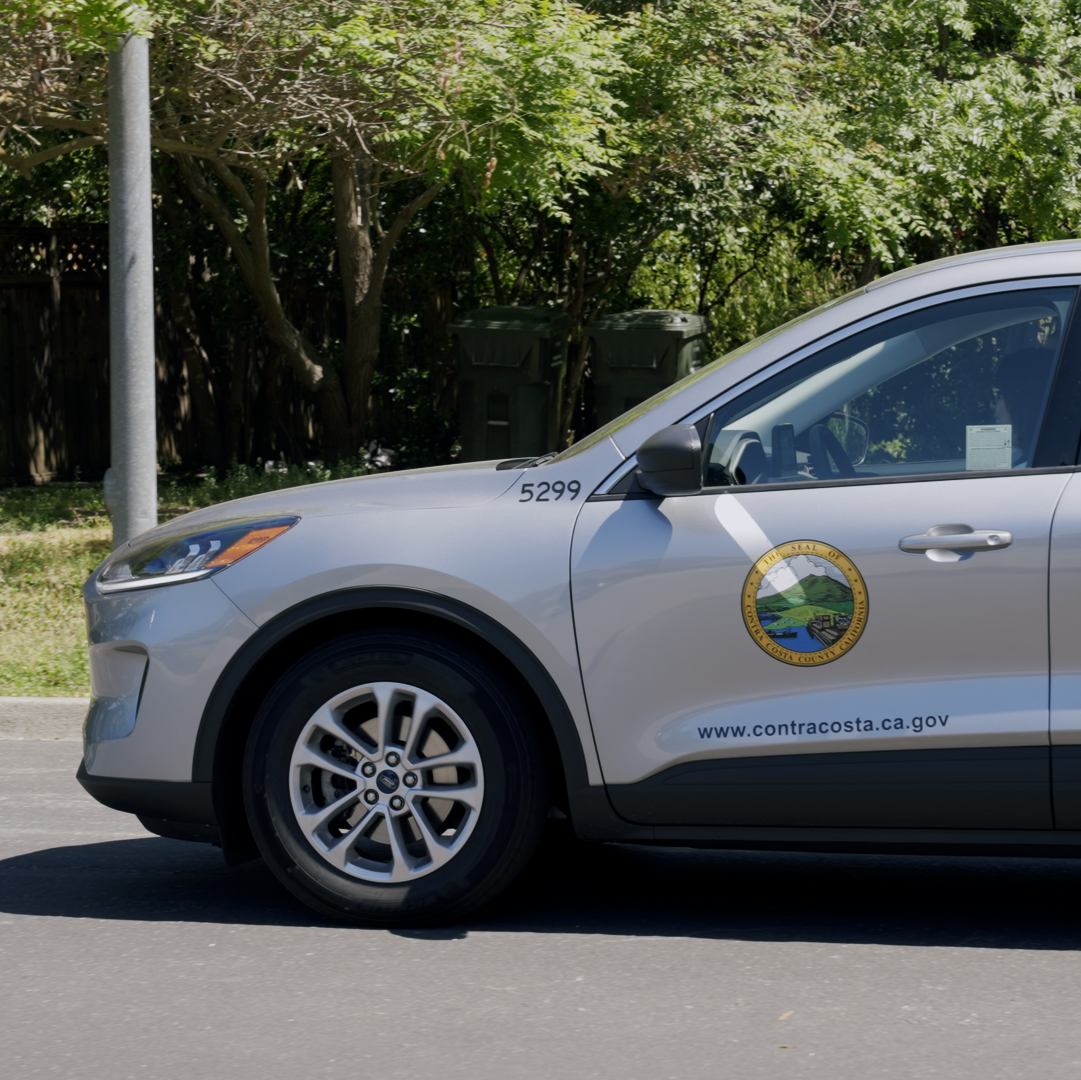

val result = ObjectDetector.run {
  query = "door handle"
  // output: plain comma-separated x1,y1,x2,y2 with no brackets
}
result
899,523,1013,562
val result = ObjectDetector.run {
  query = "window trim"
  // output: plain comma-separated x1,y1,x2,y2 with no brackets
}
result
588,463,1080,502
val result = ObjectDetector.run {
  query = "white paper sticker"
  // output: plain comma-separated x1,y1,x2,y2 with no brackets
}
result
966,424,1012,470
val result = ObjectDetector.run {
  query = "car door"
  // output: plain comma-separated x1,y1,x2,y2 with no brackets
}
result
572,282,1081,830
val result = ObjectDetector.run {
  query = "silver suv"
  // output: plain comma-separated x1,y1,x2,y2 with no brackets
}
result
80,241,1081,924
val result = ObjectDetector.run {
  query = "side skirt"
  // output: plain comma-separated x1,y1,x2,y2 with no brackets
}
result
641,824,1081,857
606,747,1053,831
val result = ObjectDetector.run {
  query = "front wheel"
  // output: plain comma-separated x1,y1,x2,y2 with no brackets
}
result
243,630,549,926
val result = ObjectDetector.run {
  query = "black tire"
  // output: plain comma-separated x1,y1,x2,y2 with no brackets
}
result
242,628,549,926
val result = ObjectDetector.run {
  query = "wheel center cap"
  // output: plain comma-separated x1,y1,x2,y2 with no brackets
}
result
376,770,400,794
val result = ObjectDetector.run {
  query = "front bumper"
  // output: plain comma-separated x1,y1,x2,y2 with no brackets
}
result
81,576,258,782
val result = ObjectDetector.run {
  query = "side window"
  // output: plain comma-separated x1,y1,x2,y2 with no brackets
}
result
704,287,1076,486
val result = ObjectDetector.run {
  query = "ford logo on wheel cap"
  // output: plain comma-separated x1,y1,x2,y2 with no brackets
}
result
376,770,400,794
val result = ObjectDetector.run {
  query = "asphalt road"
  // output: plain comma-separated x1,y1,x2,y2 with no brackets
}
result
3,739,1081,1079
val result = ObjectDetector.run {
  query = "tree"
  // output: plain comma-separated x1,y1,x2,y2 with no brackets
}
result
785,0,1081,268
9,0,1081,462
608,0,1081,373
0,0,624,456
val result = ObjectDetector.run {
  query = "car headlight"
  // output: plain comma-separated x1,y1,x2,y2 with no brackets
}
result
97,516,299,593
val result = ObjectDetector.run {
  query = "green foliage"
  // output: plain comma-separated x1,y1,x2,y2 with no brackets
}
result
1,0,625,209
795,0,1081,261
9,0,153,47
0,463,373,534
0,138,108,224
319,0,627,217
6,0,1081,461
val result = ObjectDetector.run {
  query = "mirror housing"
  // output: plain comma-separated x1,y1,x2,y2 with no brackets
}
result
635,424,703,496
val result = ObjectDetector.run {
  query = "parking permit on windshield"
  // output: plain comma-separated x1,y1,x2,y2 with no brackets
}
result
966,424,1011,470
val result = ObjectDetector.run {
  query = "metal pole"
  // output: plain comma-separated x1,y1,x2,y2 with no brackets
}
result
107,32,157,549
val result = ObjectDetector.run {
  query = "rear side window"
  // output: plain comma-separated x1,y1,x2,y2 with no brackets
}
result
704,287,1076,487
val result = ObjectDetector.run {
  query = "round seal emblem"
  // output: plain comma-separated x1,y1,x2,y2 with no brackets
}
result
742,540,868,666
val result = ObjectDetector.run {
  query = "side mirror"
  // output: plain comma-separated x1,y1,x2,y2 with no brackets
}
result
635,424,703,496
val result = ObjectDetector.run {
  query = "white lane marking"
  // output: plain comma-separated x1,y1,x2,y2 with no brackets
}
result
714,494,773,562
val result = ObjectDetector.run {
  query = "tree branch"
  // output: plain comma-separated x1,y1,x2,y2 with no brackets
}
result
17,114,102,136
0,134,104,177
509,216,548,304
206,154,257,216
370,179,446,289
174,153,343,406
332,154,375,424
474,219,506,305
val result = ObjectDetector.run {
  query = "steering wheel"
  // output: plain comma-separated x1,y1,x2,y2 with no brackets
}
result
808,423,856,479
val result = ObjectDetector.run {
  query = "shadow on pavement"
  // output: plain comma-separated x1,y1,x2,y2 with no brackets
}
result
2,824,1081,949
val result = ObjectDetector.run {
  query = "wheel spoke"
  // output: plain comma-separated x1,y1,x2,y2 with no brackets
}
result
405,802,457,870
323,806,380,870
291,741,360,783
369,683,399,758
413,782,482,811
308,703,370,759
295,788,360,842
402,689,442,761
385,812,422,882
418,744,478,771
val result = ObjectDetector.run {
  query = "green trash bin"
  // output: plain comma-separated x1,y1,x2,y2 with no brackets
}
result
586,310,711,428
451,306,571,462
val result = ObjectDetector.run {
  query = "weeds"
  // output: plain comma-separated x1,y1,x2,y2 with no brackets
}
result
159,458,371,516
0,528,111,695
0,485,109,533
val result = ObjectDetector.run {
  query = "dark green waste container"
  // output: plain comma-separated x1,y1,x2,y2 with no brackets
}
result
451,306,571,462
585,310,710,428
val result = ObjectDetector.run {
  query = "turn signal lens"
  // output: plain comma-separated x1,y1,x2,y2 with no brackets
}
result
205,525,292,567
98,516,299,592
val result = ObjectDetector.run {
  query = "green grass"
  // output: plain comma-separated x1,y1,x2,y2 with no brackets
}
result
0,528,111,695
0,461,373,696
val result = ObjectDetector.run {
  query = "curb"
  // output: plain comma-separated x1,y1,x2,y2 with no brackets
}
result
0,697,88,741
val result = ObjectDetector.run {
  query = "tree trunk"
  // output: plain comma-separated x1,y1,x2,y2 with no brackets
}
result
175,151,445,460
331,156,446,438
856,256,882,288
331,155,373,433
560,334,592,447
174,153,356,458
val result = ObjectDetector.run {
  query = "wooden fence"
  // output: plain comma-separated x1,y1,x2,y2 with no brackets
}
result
0,224,324,484
0,226,112,483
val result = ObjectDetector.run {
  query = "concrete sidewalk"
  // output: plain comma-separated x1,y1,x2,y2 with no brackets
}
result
0,697,87,741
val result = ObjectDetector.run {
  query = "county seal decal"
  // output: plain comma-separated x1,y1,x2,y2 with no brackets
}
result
742,540,868,666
